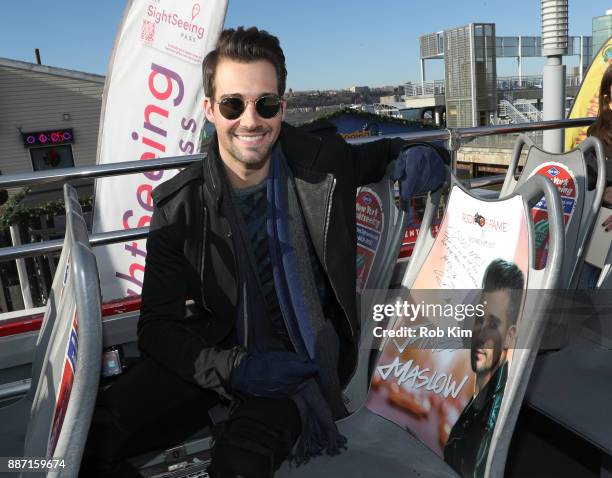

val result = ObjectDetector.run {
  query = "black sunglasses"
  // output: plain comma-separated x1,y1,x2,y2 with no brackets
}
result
216,95,282,120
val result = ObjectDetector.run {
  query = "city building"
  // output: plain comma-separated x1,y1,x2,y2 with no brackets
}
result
400,25,592,128
0,58,103,176
592,10,612,57
443,23,497,128
349,85,370,94
0,58,104,310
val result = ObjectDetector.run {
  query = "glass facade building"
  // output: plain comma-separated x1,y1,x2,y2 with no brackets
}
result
444,24,497,128
419,26,590,128
592,13,612,58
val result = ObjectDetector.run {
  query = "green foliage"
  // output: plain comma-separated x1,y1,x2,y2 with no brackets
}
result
300,107,436,129
0,188,29,227
0,188,93,227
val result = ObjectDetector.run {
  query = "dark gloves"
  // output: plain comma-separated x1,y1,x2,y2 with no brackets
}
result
391,144,447,210
230,351,318,398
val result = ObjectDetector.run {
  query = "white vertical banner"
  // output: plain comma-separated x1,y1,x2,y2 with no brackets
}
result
93,0,228,301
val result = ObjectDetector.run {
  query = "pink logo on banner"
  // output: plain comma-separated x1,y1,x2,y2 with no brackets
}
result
531,163,578,268
94,0,227,300
356,190,383,292
141,20,156,43
191,3,201,20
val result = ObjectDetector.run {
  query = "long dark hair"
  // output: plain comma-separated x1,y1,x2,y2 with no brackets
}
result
587,64,612,147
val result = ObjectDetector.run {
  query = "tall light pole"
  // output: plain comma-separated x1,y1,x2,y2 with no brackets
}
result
541,0,568,152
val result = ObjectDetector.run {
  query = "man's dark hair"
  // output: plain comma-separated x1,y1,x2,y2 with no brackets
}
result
202,26,287,99
482,259,525,325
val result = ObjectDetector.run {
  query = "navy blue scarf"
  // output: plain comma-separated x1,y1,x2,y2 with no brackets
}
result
266,146,347,463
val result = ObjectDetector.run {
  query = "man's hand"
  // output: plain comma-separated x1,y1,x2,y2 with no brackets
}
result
230,351,318,398
391,144,447,210
603,214,612,232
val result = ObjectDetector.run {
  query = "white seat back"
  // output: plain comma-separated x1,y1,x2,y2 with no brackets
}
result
366,172,564,478
500,134,606,288
345,165,408,411
21,185,102,476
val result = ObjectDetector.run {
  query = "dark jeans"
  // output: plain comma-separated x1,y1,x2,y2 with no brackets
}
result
80,357,301,478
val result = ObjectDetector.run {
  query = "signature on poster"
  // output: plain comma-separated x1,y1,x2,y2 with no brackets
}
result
438,226,482,287
376,356,469,399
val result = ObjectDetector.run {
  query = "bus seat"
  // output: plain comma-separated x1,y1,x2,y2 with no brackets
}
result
0,184,102,476
0,186,76,455
276,172,564,478
344,164,408,412
500,134,606,288
346,144,450,412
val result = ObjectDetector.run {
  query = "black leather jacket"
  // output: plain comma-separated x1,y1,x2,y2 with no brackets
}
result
138,122,405,399
443,361,509,478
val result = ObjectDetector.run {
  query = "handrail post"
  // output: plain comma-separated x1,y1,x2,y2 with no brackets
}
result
541,0,568,153
446,128,461,174
9,224,34,309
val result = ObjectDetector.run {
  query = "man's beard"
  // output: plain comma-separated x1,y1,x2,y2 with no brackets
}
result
471,346,503,375
228,141,274,166
226,126,275,167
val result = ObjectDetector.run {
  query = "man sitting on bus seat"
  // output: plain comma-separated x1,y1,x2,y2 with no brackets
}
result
81,26,446,478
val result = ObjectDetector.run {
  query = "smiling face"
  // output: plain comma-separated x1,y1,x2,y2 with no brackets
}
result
204,58,285,185
470,289,517,377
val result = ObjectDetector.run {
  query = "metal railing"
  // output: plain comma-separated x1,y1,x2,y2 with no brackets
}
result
514,100,544,121
0,116,596,265
0,228,149,261
496,100,544,125
499,100,532,124
495,74,581,90
405,75,582,97
465,133,543,150
0,154,201,189
404,80,446,97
